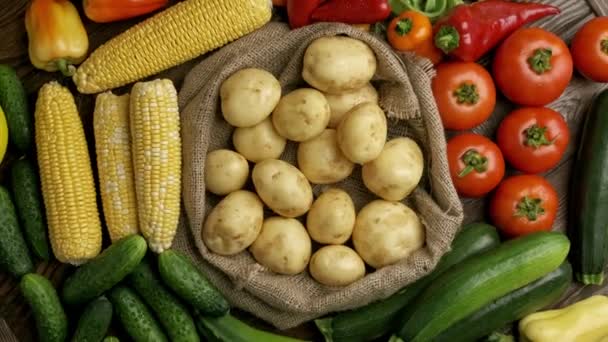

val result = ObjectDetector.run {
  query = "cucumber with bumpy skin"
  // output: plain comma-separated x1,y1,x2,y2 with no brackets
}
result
0,64,33,151
20,274,68,342
0,185,34,277
71,296,113,342
108,285,167,342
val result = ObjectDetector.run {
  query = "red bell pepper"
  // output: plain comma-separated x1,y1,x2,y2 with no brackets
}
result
287,0,323,29
311,0,391,25
434,0,561,62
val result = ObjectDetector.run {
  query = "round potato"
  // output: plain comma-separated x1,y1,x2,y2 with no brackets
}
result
306,188,355,244
362,137,424,201
204,149,250,195
297,129,354,184
202,190,264,255
325,83,379,128
272,88,330,142
252,159,313,218
309,245,366,286
303,36,377,94
220,68,281,127
337,102,387,164
353,200,425,269
250,217,312,275
232,117,287,162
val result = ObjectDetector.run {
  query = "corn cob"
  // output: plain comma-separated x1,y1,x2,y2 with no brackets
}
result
35,81,102,265
93,92,139,242
73,0,272,94
130,79,181,253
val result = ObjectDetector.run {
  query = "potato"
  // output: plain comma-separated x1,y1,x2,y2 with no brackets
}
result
309,245,366,286
250,217,312,275
204,149,250,195
306,188,355,244
232,117,287,162
272,88,330,142
362,137,424,201
303,36,377,94
220,68,281,127
325,83,379,128
297,129,354,184
337,102,387,164
252,159,313,218
352,200,425,269
202,190,264,255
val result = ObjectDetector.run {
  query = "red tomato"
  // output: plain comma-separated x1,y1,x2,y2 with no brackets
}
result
571,17,608,82
432,62,496,131
489,175,558,238
496,107,570,174
447,133,505,198
493,28,573,106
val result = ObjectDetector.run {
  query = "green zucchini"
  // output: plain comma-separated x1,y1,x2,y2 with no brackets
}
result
71,296,113,342
434,261,572,342
316,222,500,342
129,258,199,342
195,313,308,342
158,250,229,316
102,337,120,342
0,64,33,151
62,235,147,305
0,185,34,277
108,285,167,342
10,158,50,260
570,89,608,285
20,274,68,342
397,231,570,342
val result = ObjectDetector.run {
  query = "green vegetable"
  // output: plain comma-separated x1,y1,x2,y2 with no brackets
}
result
315,222,500,342
195,312,308,342
71,296,113,342
62,235,147,305
0,64,33,151
0,185,34,277
484,332,515,342
10,158,50,260
396,231,570,342
388,0,464,22
158,250,229,316
20,274,68,342
108,285,167,342
129,258,199,342
102,337,120,342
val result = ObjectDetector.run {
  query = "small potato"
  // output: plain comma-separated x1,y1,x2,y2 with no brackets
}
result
309,245,366,286
204,149,250,195
297,129,354,184
272,88,330,142
303,36,377,94
362,137,424,201
202,190,264,255
353,200,425,269
250,217,312,275
252,159,313,218
232,118,287,162
325,84,379,128
220,68,281,127
337,102,387,164
306,188,355,244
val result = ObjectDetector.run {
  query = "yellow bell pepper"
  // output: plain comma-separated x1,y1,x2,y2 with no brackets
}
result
519,295,608,342
25,0,89,76
0,105,7,164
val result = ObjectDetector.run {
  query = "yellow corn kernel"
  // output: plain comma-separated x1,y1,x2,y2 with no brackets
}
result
130,79,181,253
35,81,102,265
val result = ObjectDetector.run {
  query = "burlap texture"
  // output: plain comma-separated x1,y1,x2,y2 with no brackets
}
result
173,21,463,329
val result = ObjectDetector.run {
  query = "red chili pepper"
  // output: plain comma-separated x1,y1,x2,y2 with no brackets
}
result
311,0,391,24
434,0,560,62
287,0,324,29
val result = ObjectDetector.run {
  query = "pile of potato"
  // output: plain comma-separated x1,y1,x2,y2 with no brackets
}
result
202,36,426,287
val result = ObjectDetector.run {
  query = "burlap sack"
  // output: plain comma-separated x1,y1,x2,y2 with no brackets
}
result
173,21,463,329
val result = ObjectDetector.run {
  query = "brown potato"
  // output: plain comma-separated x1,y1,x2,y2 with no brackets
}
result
272,88,330,142
204,149,249,195
324,84,379,128
297,129,354,184
309,245,366,286
337,102,387,164
232,117,287,162
306,188,355,244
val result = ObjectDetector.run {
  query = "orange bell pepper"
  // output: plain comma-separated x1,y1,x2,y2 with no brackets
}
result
84,0,169,23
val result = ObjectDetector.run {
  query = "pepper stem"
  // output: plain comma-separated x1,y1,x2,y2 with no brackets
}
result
515,196,545,221
527,48,553,75
453,83,480,105
602,39,608,55
434,25,460,54
56,59,75,77
524,124,553,148
396,18,413,36
458,149,488,177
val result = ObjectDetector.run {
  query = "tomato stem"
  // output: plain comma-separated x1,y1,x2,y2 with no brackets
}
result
396,18,413,36
602,39,608,55
453,83,480,105
435,25,460,54
527,48,553,75
458,149,487,177
524,124,553,149
515,196,545,221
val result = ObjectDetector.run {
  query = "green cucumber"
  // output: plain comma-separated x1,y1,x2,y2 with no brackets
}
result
0,185,34,277
62,235,147,305
158,250,229,316
10,158,50,260
570,89,608,285
397,231,570,342
102,338,120,342
316,222,500,342
20,274,68,342
129,258,199,342
71,296,113,342
0,64,33,151
108,285,167,342
195,313,308,342
434,261,572,342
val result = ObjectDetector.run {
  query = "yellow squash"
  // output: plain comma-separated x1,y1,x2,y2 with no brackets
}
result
0,105,7,164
